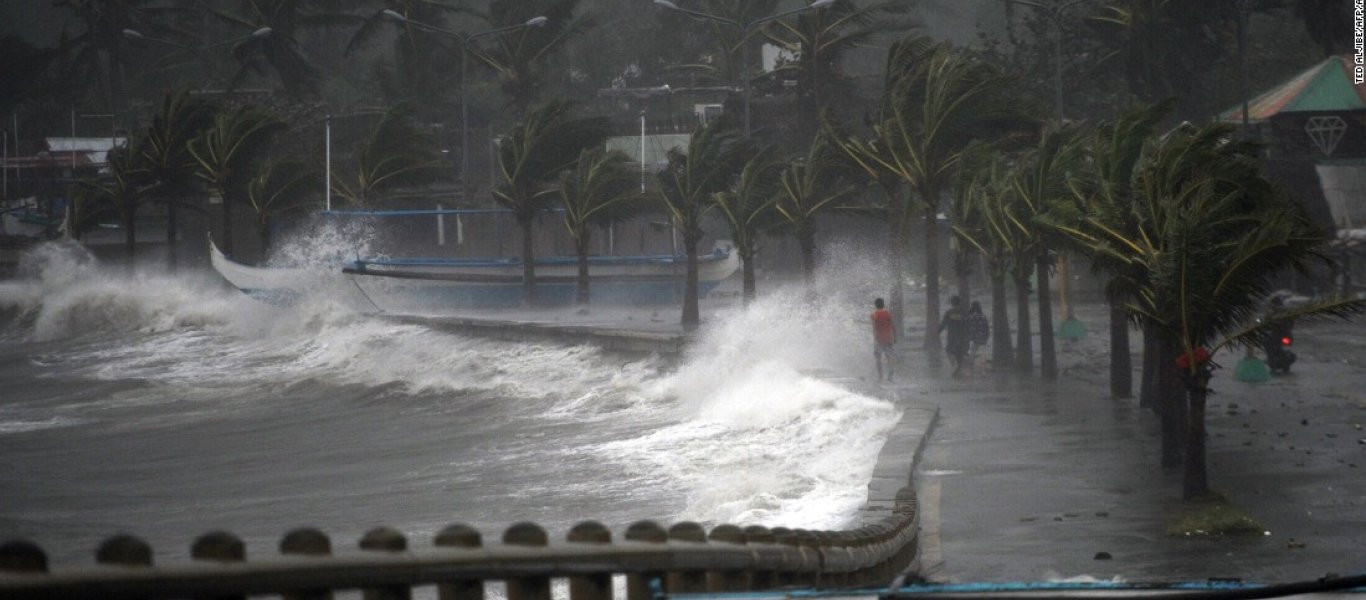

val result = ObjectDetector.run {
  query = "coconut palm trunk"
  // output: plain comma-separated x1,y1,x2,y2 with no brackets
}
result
1109,295,1133,398
1036,253,1058,380
520,217,538,307
682,237,700,330
123,198,137,264
1140,327,1157,410
991,269,1013,367
740,246,758,304
889,209,910,334
166,202,178,269
575,237,591,306
1014,272,1033,372
923,188,942,353
798,225,817,288
1184,372,1212,498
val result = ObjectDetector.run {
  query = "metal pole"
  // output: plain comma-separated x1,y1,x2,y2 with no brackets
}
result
1052,10,1064,122
461,44,470,205
741,32,751,136
3,129,8,201
325,115,332,211
70,109,76,170
1237,3,1252,136
640,111,646,193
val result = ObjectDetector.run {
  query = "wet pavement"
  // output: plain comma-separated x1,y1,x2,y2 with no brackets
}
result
902,303,1365,585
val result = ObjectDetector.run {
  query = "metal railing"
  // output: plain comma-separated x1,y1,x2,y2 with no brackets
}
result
0,487,919,599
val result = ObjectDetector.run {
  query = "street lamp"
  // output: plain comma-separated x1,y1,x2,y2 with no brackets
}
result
653,0,834,136
381,10,548,206
994,0,1092,123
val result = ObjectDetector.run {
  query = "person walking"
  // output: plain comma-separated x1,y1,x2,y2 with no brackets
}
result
939,295,970,377
871,297,896,382
966,300,990,370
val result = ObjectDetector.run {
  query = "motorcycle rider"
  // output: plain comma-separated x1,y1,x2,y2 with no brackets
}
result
1261,295,1296,373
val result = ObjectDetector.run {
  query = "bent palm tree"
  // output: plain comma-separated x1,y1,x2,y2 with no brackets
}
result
885,37,1035,354
656,117,752,330
188,104,286,257
494,99,611,306
136,90,216,269
558,148,639,306
775,132,858,290
247,158,319,254
712,145,783,304
330,105,444,207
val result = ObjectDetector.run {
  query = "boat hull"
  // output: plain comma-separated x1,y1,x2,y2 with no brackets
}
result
210,238,738,311
343,251,738,311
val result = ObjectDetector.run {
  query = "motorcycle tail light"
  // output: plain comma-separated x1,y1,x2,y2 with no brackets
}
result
1281,336,1292,346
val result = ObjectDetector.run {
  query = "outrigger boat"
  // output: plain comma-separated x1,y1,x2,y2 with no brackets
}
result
210,238,739,311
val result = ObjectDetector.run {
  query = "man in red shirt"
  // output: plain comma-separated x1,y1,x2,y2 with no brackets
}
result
871,298,896,381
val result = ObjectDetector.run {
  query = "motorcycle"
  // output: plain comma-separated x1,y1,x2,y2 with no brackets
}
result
1261,321,1296,374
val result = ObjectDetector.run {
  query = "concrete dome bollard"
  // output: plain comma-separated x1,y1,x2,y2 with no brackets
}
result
0,540,48,574
359,527,409,600
280,528,333,600
623,521,667,600
566,522,612,600
503,522,551,600
742,526,776,590
705,524,749,593
666,522,708,593
192,530,247,600
435,524,485,600
97,534,153,567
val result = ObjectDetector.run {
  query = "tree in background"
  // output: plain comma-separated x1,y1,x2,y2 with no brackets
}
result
763,0,915,143
70,146,149,262
247,158,320,254
188,104,287,257
330,104,444,207
712,145,782,304
1002,125,1084,381
493,99,611,306
558,148,639,306
775,132,858,290
135,91,217,270
463,0,593,116
656,117,752,329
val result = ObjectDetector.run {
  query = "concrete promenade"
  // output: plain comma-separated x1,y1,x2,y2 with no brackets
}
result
416,299,1364,586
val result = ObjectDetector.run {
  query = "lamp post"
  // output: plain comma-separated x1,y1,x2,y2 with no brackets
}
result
653,0,834,136
381,10,548,206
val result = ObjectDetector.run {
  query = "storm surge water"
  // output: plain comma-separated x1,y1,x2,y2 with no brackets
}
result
0,237,899,566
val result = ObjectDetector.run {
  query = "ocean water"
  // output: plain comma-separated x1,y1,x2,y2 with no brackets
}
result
0,237,900,568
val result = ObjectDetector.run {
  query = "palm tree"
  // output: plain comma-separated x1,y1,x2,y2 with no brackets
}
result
246,158,319,255
558,148,639,306
188,104,286,257
656,117,752,330
1003,125,1085,381
330,105,444,207
464,0,593,116
762,0,915,142
136,91,216,270
493,99,611,306
213,0,361,99
712,145,782,304
774,132,858,289
1066,101,1173,400
1052,121,1365,497
70,146,149,261
955,157,1015,368
866,37,1034,354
